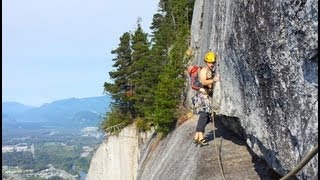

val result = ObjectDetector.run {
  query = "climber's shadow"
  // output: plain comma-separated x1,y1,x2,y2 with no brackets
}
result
204,115,247,146
203,114,286,179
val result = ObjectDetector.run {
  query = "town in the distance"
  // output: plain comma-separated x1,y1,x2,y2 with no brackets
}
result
2,95,112,180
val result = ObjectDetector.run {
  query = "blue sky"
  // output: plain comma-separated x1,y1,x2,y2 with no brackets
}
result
3,0,159,106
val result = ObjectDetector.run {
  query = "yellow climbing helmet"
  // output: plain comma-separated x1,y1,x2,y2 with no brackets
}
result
204,51,216,63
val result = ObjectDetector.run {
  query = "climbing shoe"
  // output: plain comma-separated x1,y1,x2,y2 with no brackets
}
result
199,139,209,147
193,138,198,144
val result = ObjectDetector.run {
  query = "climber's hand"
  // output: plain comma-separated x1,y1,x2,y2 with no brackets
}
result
213,74,220,82
199,88,207,94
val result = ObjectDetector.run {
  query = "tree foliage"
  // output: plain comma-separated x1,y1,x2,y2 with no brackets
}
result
101,0,195,135
130,22,153,118
2,151,35,169
104,32,134,117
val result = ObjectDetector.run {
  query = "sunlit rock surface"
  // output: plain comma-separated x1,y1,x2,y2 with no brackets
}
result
188,0,318,179
86,124,153,180
137,115,281,180
88,0,317,179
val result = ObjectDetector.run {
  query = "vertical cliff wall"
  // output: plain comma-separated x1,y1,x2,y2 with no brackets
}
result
188,0,318,179
88,0,317,179
86,124,154,180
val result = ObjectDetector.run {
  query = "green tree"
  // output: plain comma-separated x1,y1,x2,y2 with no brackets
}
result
101,32,135,132
151,0,191,135
99,106,131,134
100,0,194,134
130,20,152,118
104,32,134,117
2,151,35,169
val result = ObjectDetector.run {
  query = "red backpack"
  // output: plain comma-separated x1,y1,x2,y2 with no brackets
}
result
187,65,203,91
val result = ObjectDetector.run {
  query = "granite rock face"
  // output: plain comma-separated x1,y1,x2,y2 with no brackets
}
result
86,124,154,180
87,0,317,179
187,0,318,179
137,116,280,180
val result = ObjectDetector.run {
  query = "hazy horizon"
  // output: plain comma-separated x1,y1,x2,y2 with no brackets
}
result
3,0,159,106
2,94,112,107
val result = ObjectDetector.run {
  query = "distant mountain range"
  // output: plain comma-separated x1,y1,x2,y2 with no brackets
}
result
2,102,35,114
2,95,113,131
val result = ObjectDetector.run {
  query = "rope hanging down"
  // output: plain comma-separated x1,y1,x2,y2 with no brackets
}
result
209,51,225,180
211,111,226,180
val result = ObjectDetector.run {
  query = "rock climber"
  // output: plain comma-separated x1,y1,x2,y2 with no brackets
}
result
193,51,220,146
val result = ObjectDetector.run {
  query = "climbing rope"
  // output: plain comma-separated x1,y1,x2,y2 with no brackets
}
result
210,52,226,180
280,144,318,180
211,111,226,180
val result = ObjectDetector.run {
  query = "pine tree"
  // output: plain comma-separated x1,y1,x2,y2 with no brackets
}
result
151,0,192,134
100,32,135,131
103,32,135,118
130,20,153,118
100,0,195,134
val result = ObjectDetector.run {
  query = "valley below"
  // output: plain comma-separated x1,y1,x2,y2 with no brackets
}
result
2,127,103,180
2,96,111,180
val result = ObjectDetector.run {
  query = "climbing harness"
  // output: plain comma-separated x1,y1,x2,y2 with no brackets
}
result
280,144,318,180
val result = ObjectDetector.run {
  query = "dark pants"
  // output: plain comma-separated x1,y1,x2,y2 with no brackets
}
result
196,111,211,133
